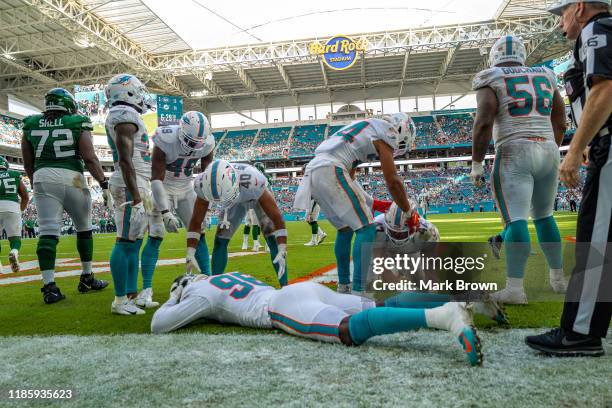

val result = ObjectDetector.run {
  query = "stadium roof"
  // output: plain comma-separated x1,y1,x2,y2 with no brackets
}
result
0,0,568,117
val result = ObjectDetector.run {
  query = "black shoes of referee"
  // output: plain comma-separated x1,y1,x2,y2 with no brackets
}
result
525,328,604,357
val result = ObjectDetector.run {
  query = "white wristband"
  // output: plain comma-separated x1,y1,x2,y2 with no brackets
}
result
187,231,201,240
472,161,484,172
272,229,288,238
187,247,196,257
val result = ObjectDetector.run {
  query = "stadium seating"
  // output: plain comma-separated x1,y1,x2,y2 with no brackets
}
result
412,116,441,148
436,113,474,146
215,129,258,161
289,125,326,158
0,114,22,147
253,127,292,160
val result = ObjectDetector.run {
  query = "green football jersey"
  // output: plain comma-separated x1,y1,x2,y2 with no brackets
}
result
0,170,21,203
22,113,92,173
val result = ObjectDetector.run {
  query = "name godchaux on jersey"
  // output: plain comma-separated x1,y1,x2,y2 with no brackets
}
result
500,67,549,75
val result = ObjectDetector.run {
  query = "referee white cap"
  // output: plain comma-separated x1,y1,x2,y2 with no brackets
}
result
548,0,611,16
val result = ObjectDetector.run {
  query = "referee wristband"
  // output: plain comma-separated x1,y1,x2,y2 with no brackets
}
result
272,229,288,238
187,232,201,240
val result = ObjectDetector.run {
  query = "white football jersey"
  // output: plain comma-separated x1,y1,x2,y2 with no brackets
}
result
473,66,558,147
309,118,400,171
105,105,151,187
231,163,269,204
181,272,275,328
153,125,214,193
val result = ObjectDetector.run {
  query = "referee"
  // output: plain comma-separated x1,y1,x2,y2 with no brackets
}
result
526,0,612,356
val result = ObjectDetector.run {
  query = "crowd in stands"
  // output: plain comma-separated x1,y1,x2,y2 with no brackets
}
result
436,114,474,145
215,129,257,161
0,115,22,147
252,127,291,160
289,125,326,158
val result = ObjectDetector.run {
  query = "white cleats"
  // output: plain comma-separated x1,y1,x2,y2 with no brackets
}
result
316,231,327,245
473,294,509,325
134,288,159,308
111,297,146,316
0,260,6,275
8,249,19,273
304,239,316,247
336,283,351,294
550,271,568,294
490,287,528,305
252,241,262,252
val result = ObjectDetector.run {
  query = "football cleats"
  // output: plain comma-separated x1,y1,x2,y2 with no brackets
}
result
105,73,153,114
45,88,78,114
0,156,9,171
489,35,526,67
195,160,240,208
179,111,214,154
384,113,416,157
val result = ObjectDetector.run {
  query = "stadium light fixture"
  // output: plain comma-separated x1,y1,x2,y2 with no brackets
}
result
2,53,16,61
75,36,94,48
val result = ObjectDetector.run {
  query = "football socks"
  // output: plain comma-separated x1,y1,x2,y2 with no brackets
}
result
352,224,377,292
335,229,353,285
534,216,563,270
141,236,162,289
348,307,427,345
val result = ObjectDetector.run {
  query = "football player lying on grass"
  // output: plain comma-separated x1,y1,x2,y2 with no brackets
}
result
151,270,508,367
186,160,288,286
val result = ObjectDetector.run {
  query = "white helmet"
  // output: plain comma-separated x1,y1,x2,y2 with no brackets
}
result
384,202,417,246
384,113,416,157
195,159,240,208
489,35,527,67
105,73,153,114
169,273,207,301
179,111,215,155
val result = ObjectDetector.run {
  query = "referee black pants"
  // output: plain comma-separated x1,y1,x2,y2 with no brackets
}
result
561,134,612,338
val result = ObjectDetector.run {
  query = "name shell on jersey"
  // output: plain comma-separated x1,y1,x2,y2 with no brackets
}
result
105,105,151,187
0,170,21,213
152,125,213,194
182,272,275,328
231,163,269,205
310,118,399,170
22,113,90,174
473,66,557,147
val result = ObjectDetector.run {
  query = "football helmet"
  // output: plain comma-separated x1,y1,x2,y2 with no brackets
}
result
194,159,240,208
179,111,214,155
0,156,9,171
384,202,416,246
169,273,206,301
384,113,416,157
105,73,153,114
489,35,526,67
45,88,78,114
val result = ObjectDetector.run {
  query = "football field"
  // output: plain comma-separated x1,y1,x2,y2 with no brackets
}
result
1,212,610,407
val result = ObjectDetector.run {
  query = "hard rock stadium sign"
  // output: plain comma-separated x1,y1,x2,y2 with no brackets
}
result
309,35,368,71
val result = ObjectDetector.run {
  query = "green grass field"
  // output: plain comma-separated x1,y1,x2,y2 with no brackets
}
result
2,212,611,407
0,212,581,336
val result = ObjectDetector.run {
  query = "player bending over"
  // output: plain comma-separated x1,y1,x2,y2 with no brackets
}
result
0,156,28,274
294,113,416,294
21,88,109,303
149,271,507,366
150,111,215,288
105,74,156,315
471,35,568,304
186,160,288,285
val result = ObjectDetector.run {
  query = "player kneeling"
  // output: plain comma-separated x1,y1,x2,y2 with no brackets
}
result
186,160,288,285
151,271,491,366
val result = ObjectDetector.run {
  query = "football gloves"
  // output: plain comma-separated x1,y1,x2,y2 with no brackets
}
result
273,243,287,282
185,246,201,274
162,210,180,233
470,161,485,187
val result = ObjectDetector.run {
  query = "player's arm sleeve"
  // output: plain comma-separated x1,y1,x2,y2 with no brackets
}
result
584,22,612,87
150,295,211,334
